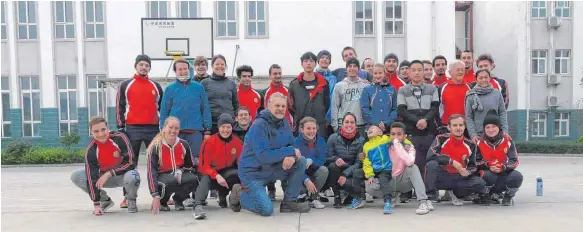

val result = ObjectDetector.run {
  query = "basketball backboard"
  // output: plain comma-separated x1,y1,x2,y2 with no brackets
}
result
141,18,214,60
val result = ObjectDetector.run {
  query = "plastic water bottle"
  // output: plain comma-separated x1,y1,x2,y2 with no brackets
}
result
536,176,543,196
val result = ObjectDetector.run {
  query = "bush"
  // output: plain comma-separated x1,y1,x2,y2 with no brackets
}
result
515,141,583,154
60,132,81,149
2,139,33,165
578,136,583,144
2,139,84,165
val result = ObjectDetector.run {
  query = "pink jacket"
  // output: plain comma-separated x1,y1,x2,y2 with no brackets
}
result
389,139,416,177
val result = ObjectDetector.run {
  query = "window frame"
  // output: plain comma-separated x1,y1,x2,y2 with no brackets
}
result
530,112,547,138
1,76,11,138
215,1,238,39
383,1,405,37
531,50,547,75
1,2,7,41
20,76,41,137
553,112,569,137
15,1,38,40
53,1,76,40
554,49,570,75
177,1,200,18
245,1,268,39
531,1,547,19
57,75,78,137
353,1,375,37
83,1,106,40
147,1,170,18
554,1,570,18
86,75,107,124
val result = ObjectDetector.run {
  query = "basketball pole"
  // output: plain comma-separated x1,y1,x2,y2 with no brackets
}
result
164,50,186,82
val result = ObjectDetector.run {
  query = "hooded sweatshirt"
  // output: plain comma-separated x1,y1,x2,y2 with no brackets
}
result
331,77,370,130
238,109,296,182
201,73,239,124
159,78,212,132
198,134,243,179
360,82,398,128
464,87,508,138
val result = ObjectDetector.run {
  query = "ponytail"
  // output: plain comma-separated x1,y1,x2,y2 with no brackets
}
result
147,116,181,166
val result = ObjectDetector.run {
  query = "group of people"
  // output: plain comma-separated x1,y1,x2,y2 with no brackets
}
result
71,46,522,219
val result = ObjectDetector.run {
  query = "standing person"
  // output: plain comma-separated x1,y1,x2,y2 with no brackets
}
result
192,56,211,82
331,57,370,137
431,55,448,86
326,113,366,208
70,116,140,215
422,60,434,84
193,113,243,219
398,60,411,83
236,65,262,121
437,60,471,135
397,60,440,177
116,54,163,208
476,111,522,206
424,115,490,206
465,69,509,143
332,46,372,82
361,58,375,75
315,50,337,136
383,53,406,91
147,117,199,213
461,50,475,84
229,93,310,216
474,53,510,109
294,117,329,209
233,107,252,142
289,52,330,138
201,55,239,134
360,63,398,134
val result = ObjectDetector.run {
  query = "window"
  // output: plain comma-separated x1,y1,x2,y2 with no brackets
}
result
531,1,546,18
1,2,6,40
531,50,547,75
554,1,570,18
554,50,570,74
1,76,10,137
246,1,267,38
178,1,198,18
16,1,38,40
354,1,374,36
553,112,569,137
84,1,105,39
57,75,78,136
384,1,404,35
87,75,106,120
53,1,75,39
530,112,546,138
147,1,169,18
20,76,40,137
216,1,237,38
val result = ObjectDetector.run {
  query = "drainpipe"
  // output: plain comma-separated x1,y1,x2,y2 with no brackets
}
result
525,2,532,141
431,1,436,57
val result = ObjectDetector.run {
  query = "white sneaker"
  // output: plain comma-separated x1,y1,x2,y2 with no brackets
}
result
309,199,325,209
426,199,435,211
391,192,399,208
448,191,464,206
183,198,194,207
365,193,374,203
415,201,430,215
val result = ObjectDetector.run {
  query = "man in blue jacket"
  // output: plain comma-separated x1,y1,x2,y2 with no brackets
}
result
160,59,212,206
229,92,310,216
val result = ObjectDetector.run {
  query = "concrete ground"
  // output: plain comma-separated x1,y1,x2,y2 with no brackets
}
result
2,156,583,232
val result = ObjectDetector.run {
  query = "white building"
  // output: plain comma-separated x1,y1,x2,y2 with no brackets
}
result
0,1,581,147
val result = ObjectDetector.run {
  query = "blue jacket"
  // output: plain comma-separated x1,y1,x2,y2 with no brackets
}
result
294,133,327,167
238,109,296,181
360,83,398,127
317,69,337,124
332,68,371,83
159,78,212,132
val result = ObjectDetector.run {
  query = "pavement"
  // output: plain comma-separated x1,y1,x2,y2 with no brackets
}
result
2,156,583,232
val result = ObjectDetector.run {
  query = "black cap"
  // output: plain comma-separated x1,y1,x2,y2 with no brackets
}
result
384,53,399,64
135,54,151,68
483,109,501,129
218,113,234,126
317,50,332,63
345,57,360,69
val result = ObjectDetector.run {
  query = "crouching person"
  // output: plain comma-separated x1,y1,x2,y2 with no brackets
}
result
424,114,489,206
230,93,310,216
476,110,522,206
71,116,140,215
148,117,199,214
193,113,243,219
295,117,329,209
361,125,393,213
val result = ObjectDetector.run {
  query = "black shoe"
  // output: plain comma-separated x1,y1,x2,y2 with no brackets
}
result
491,193,502,204
427,192,440,203
479,194,491,206
333,196,343,208
218,196,228,208
268,190,276,201
501,193,514,206
175,201,185,211
342,195,353,206
400,191,412,203
319,196,329,203
280,200,310,213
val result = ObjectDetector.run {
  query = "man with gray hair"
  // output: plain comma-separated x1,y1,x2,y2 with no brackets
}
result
437,60,471,134
229,92,310,216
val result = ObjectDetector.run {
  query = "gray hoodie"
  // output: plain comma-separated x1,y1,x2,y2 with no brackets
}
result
331,77,370,130
464,88,508,138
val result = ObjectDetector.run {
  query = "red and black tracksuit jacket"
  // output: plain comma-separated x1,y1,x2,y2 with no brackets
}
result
427,133,478,175
385,72,406,91
237,85,263,121
262,83,293,127
438,80,471,125
116,74,164,128
471,77,509,109
147,138,194,197
85,132,135,203
463,68,476,84
198,134,243,179
432,74,448,86
476,134,519,172
288,72,330,130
